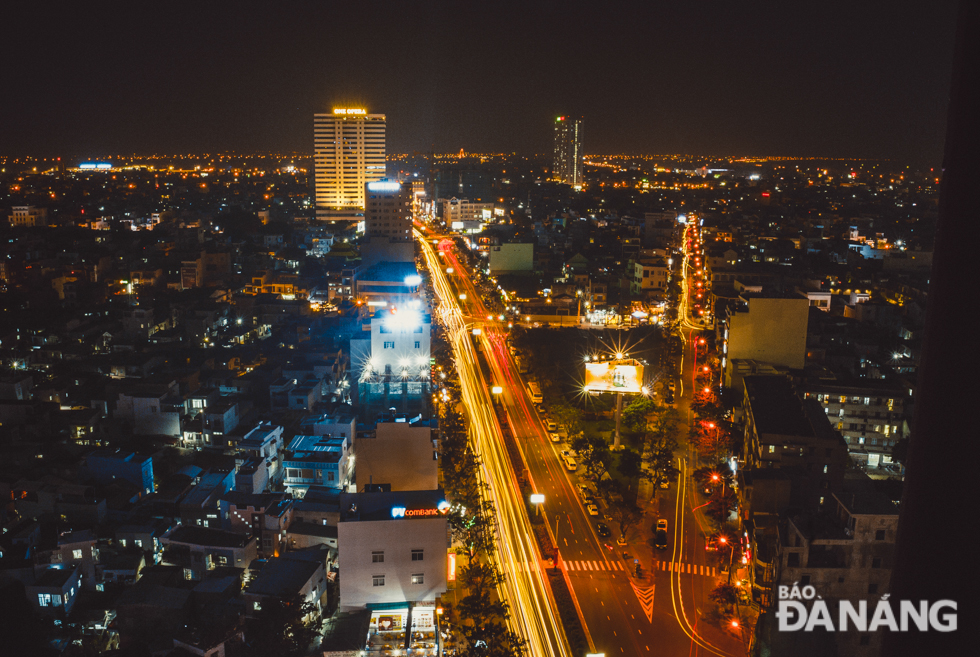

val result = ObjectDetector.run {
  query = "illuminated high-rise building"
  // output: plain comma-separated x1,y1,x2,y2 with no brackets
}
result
553,116,584,188
314,108,386,218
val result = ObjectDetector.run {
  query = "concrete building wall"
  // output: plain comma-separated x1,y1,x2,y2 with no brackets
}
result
369,313,431,377
488,243,534,273
777,506,898,656
727,297,809,372
633,260,669,292
441,199,494,224
84,451,154,495
337,516,448,609
364,181,412,238
355,422,438,491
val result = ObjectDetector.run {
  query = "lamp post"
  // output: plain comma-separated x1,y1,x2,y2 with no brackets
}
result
491,385,503,405
530,493,544,517
552,513,561,569
719,535,735,583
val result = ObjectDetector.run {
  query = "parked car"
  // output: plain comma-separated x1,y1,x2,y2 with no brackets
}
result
659,476,669,489
546,420,558,432
586,503,599,516
550,432,561,443
596,522,611,538
654,529,668,550
657,519,668,532
576,484,592,500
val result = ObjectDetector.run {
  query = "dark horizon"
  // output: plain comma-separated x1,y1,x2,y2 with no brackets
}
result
0,1,959,166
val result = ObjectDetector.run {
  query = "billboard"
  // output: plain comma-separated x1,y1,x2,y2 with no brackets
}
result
584,361,644,394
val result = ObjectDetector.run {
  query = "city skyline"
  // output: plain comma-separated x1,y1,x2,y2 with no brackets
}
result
0,1,959,164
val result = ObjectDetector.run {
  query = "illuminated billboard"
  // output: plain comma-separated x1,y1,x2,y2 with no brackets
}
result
584,361,644,394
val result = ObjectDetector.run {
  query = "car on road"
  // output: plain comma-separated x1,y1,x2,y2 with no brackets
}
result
596,522,611,538
656,519,668,532
586,503,599,516
549,432,561,443
654,529,668,550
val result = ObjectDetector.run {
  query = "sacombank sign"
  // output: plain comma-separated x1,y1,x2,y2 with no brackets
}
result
391,501,451,518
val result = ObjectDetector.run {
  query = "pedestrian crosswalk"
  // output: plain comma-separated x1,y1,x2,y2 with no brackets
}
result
563,560,718,576
503,559,719,577
564,560,625,571
657,561,718,576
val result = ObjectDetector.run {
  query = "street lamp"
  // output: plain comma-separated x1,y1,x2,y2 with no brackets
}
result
530,493,544,516
719,535,735,582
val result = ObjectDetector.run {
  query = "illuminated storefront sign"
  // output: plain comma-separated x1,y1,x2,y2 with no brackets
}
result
448,553,456,581
367,181,401,192
333,108,366,115
391,501,451,519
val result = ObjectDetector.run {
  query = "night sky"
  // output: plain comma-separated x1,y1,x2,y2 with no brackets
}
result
1,1,959,163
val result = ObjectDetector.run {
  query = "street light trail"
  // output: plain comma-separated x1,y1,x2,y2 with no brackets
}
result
668,460,736,657
418,232,572,657
425,231,743,657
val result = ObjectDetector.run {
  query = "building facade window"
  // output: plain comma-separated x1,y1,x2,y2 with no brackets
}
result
372,551,384,563
875,530,885,541
384,341,395,349
411,549,424,561
411,573,424,585
72,549,83,560
373,575,385,587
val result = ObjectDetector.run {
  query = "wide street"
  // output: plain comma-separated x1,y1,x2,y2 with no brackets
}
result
418,224,748,656
418,231,572,657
